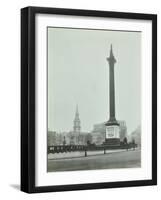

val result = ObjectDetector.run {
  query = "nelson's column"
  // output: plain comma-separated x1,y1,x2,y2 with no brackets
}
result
105,45,120,145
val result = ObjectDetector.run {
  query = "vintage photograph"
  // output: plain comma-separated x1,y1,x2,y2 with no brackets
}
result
21,7,157,193
47,27,141,172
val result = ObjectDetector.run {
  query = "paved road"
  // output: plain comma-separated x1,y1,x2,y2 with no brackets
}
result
47,149,141,172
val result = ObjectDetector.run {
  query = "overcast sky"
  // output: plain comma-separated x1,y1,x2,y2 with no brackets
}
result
48,27,141,135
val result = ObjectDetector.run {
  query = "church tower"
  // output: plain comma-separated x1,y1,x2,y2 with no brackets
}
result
73,105,81,133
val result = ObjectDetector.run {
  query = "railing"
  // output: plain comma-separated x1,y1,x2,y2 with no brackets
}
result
48,143,137,156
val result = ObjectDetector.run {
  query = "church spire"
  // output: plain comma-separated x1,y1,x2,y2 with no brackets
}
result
76,104,79,116
73,105,81,133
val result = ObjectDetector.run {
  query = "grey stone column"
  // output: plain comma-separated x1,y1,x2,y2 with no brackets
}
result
107,44,117,123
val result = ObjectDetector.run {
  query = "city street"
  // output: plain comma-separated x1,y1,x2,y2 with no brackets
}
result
47,149,141,172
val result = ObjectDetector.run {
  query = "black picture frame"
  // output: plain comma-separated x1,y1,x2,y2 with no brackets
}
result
21,6,157,193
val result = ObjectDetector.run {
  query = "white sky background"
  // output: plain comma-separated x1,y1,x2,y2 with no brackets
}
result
48,27,141,134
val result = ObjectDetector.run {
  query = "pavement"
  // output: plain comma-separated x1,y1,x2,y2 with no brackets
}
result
47,148,141,172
